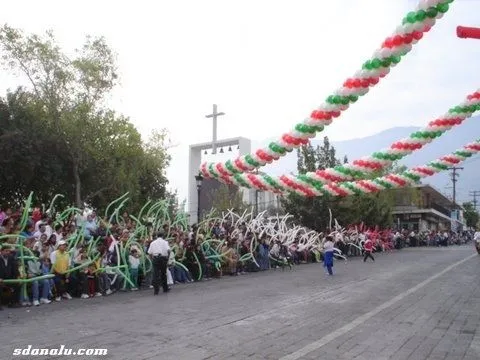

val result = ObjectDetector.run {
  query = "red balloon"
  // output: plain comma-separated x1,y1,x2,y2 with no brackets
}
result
457,26,480,39
383,38,394,48
310,110,322,119
282,134,294,145
403,34,413,44
412,31,423,40
392,35,403,46
235,158,249,172
216,163,229,177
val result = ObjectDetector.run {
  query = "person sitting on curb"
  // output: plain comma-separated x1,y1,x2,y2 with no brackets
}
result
50,240,73,301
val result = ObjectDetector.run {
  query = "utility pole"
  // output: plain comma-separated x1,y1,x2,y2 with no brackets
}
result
470,190,480,210
448,166,464,212
205,104,225,154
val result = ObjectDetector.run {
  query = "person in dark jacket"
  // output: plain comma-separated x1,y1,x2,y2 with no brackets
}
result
0,244,20,309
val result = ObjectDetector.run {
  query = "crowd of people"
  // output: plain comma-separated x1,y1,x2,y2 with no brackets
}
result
0,203,476,310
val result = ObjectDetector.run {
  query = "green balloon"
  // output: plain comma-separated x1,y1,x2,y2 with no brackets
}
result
390,55,401,64
348,95,358,103
269,143,283,154
371,58,382,69
415,10,426,21
406,12,417,24
426,7,438,18
436,3,449,13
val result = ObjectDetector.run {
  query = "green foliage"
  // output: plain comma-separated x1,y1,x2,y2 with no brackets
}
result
283,137,397,230
0,25,171,210
209,184,248,215
462,202,479,228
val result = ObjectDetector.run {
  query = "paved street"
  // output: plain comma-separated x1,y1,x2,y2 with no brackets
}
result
1,246,480,360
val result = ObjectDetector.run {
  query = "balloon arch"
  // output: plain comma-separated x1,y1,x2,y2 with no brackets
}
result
199,0,480,200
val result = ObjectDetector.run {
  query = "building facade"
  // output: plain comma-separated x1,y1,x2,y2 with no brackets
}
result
392,184,465,232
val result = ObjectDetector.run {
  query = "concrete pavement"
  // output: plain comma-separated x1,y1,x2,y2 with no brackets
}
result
1,246,479,360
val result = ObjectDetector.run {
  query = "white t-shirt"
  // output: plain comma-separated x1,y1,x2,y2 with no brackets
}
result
474,231,480,243
147,238,170,257
129,255,140,269
323,240,334,252
51,232,63,246
33,230,47,240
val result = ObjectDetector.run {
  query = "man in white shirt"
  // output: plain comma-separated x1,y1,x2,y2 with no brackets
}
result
148,232,171,295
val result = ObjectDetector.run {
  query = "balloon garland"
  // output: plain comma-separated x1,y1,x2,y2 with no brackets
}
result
200,139,480,197
200,0,454,177
201,90,480,189
286,139,480,197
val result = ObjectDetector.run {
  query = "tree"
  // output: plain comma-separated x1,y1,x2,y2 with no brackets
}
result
1,25,115,206
0,25,171,210
282,137,344,231
282,137,400,230
0,90,70,206
462,202,479,228
209,184,248,214
137,129,171,205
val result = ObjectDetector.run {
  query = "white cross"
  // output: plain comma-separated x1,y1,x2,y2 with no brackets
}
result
205,104,225,154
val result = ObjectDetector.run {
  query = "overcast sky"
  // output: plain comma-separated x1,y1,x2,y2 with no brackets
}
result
1,0,479,205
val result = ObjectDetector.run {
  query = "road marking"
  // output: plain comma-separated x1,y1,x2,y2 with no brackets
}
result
280,253,477,360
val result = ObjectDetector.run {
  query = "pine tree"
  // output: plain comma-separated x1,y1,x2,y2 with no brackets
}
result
282,137,396,230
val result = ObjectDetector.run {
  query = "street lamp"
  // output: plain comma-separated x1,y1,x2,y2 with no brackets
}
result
195,173,203,223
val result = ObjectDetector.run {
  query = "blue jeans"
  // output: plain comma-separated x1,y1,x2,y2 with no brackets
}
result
129,268,139,288
32,279,51,300
20,280,51,302
325,264,333,275
173,265,191,282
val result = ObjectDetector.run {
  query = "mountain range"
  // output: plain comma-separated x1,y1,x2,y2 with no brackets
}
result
255,115,480,204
